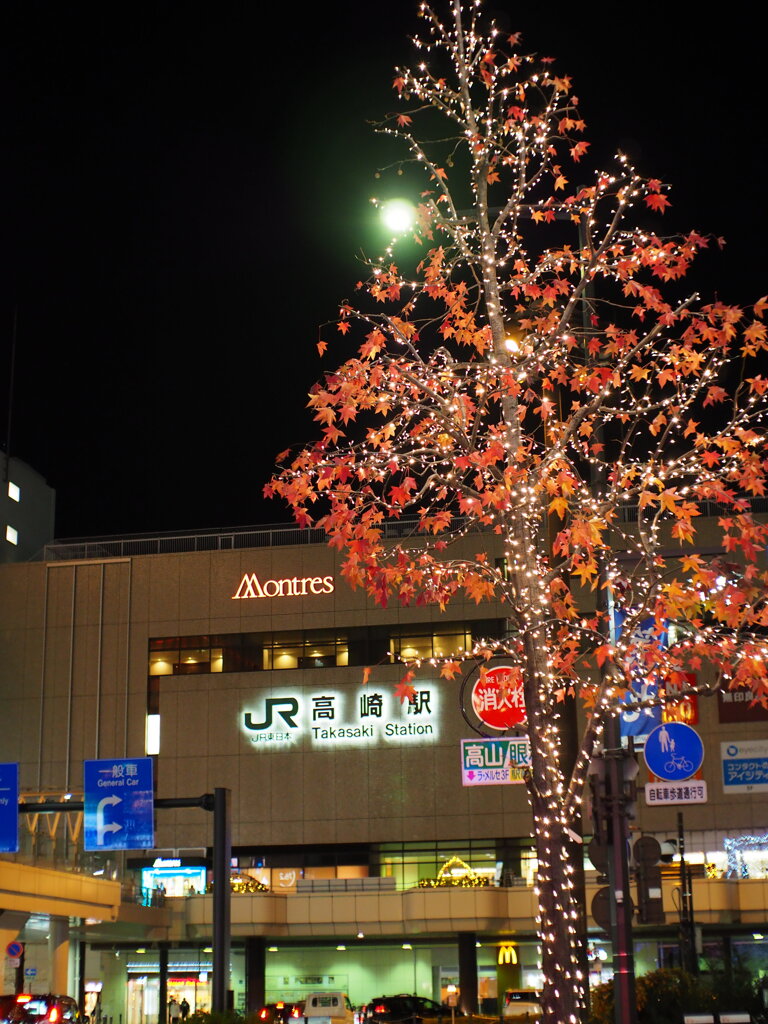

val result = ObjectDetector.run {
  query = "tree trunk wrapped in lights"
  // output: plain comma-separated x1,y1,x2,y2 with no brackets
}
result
267,2,768,1020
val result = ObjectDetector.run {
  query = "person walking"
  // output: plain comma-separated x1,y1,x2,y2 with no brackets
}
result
180,1000,190,1021
169,999,182,1024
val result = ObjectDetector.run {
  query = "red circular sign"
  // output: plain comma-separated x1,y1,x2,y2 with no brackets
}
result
471,665,526,730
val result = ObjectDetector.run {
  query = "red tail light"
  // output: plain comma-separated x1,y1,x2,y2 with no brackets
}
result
48,1009,60,1023
276,1005,285,1011
291,1010,300,1019
260,1012,268,1020
374,1007,386,1014
16,997,32,1004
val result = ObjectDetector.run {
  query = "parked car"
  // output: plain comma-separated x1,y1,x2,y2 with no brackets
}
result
0,997,18,1024
7,996,83,1024
363,995,453,1024
501,990,542,1022
304,992,355,1024
258,1003,305,1024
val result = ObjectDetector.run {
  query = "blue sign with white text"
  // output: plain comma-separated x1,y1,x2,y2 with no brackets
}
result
0,763,19,853
84,758,154,851
614,612,665,744
644,722,704,782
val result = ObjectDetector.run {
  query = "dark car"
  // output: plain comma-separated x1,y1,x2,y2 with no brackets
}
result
258,1003,305,1024
364,996,453,1024
1,997,18,1024
8,996,83,1024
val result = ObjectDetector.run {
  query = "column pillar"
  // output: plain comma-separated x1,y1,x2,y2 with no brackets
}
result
158,943,169,1024
49,918,70,995
457,932,477,1015
0,913,28,995
245,937,266,1013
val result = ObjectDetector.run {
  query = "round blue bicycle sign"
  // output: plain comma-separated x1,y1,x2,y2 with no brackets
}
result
643,722,704,782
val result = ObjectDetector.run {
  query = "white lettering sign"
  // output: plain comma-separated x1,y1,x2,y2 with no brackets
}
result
241,689,440,748
232,573,335,599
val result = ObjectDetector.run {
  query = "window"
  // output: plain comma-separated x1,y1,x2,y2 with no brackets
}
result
148,620,504,678
5,525,18,545
7,481,20,502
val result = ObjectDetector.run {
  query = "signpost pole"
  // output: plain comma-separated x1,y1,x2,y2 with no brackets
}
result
212,787,232,1013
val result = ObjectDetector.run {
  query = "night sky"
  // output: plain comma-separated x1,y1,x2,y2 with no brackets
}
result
1,3,765,539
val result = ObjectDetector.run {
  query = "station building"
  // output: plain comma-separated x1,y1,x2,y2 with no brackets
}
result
1,520,767,1022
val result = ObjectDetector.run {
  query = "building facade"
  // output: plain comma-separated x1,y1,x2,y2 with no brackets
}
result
1,523,767,1020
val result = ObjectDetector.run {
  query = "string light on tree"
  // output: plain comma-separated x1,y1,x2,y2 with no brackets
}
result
267,3,768,1022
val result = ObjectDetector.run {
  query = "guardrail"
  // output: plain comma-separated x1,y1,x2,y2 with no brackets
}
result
41,497,768,562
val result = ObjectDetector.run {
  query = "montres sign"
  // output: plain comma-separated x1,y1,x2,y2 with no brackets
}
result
232,573,334,600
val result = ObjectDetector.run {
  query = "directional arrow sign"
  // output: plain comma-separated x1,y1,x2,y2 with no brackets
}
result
84,758,154,851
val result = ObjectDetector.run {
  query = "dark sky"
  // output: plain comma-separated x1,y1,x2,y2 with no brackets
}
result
1,3,765,539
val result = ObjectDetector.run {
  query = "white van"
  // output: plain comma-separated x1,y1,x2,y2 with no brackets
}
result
304,992,356,1024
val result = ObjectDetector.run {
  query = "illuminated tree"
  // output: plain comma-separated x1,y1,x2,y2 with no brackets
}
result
267,2,768,1020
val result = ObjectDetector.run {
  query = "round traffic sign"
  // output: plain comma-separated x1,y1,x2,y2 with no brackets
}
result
6,940,23,958
471,665,526,730
643,722,704,782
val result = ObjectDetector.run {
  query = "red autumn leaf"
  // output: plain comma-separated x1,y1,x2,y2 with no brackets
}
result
396,114,413,127
317,340,328,356
394,673,417,704
645,193,671,213
440,660,462,680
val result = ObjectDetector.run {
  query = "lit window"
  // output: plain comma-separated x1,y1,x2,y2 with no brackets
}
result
8,481,20,502
146,714,161,755
6,525,18,545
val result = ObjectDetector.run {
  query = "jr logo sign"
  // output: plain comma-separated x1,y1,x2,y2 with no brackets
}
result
244,698,300,731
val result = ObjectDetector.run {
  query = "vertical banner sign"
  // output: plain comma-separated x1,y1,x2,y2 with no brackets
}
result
84,758,155,851
0,763,19,853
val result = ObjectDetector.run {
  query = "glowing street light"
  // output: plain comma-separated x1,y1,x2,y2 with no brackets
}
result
379,198,416,234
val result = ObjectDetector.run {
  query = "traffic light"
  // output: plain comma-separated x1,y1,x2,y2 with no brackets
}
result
632,835,665,925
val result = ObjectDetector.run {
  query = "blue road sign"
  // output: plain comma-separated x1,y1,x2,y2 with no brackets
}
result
644,722,704,782
84,758,154,851
0,763,19,854
613,611,666,744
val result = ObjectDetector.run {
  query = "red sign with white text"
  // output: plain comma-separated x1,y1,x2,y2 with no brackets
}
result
471,665,526,730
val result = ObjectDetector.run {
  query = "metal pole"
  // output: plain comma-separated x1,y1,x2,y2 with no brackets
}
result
212,787,231,1013
604,718,637,1024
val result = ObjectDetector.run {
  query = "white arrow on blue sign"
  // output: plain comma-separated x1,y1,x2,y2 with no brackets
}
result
0,763,19,854
84,758,155,851
643,722,704,782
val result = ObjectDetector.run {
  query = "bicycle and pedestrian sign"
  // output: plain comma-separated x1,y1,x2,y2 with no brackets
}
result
643,722,707,805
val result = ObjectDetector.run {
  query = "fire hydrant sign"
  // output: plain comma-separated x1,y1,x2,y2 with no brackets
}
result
461,737,531,785
471,665,526,730
84,758,154,851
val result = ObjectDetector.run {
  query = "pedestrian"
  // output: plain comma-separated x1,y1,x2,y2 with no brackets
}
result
169,999,181,1024
180,1000,190,1021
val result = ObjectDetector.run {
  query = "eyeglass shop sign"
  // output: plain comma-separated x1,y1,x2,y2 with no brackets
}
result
241,688,440,748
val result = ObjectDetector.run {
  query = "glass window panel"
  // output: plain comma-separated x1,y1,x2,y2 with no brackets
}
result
272,647,300,670
210,647,223,673
149,651,178,676
433,633,466,657
176,648,211,673
396,636,433,660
